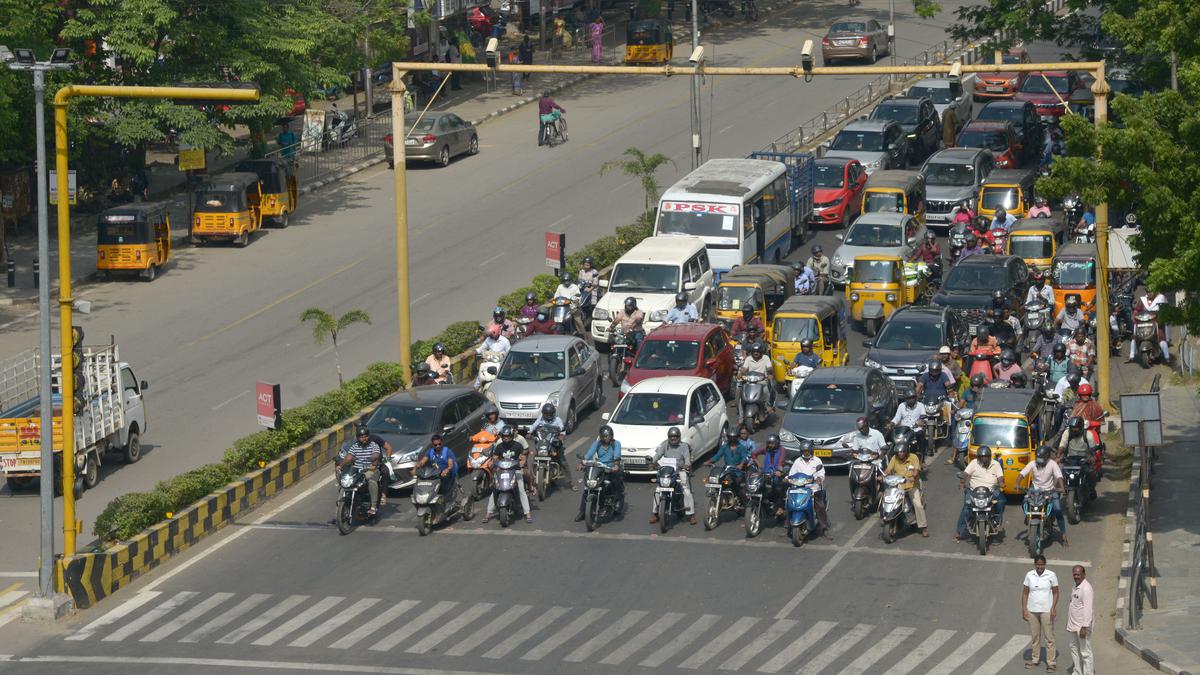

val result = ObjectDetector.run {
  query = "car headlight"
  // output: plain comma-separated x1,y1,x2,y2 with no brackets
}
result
396,449,420,463
779,429,798,444
906,133,916,139
832,255,844,269
593,308,610,321
648,309,668,322
863,358,881,368
545,391,561,407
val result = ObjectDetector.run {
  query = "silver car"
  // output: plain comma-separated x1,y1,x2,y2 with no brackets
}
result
830,212,924,286
921,147,995,230
384,112,479,168
906,77,974,129
824,119,909,175
488,335,605,434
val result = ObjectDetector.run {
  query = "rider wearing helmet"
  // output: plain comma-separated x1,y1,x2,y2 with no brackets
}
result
912,230,941,266
1028,196,1052,218
884,439,929,537
792,260,817,295
955,445,1005,541
806,245,831,294
520,291,541,320
994,349,1023,383
792,339,822,369
970,325,1001,358
731,303,765,343
1009,370,1028,389
340,426,383,515
991,206,1016,232
425,342,452,383
554,273,582,304
1026,270,1055,306
578,256,600,309
1045,341,1072,385
752,433,789,518
575,425,623,521
960,233,984,260
739,341,776,408
1054,296,1086,336
665,291,699,324
1058,416,1098,499
1019,445,1067,543
650,427,696,525
916,360,956,402
413,361,439,386
484,425,532,524
1070,382,1103,425
528,402,575,489
1030,324,1058,361
490,306,516,340
788,440,832,538
612,297,646,354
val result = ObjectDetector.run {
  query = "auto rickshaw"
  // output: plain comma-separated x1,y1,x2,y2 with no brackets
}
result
860,170,927,226
191,172,263,247
977,168,1037,221
844,254,930,337
770,296,849,386
1006,217,1066,271
625,19,673,65
964,387,1046,495
234,158,298,227
713,264,793,340
1051,241,1098,315
96,202,171,281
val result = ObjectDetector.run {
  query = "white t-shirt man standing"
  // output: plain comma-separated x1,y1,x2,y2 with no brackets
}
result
1022,556,1060,669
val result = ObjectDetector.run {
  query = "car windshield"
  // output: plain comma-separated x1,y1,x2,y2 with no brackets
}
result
871,103,920,124
830,130,884,152
405,116,436,133
875,317,943,350
1003,54,1022,65
976,106,1022,126
814,163,847,188
1053,260,1096,286
633,340,700,370
853,258,897,283
923,163,976,186
970,417,1030,449
1109,78,1144,96
790,383,864,413
863,192,906,214
657,205,741,246
980,187,1019,211
830,21,866,33
942,264,1009,291
609,263,680,293
1009,235,1053,259
844,221,902,246
365,404,436,434
773,317,819,343
717,285,762,311
1021,75,1070,95
612,393,687,426
498,350,565,381
959,129,1009,152
907,84,954,104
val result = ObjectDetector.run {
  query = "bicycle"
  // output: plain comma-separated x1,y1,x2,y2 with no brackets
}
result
741,0,759,21
541,112,568,147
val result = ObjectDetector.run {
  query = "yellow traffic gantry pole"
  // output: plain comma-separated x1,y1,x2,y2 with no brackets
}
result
389,65,412,387
53,84,259,555
1090,64,1113,411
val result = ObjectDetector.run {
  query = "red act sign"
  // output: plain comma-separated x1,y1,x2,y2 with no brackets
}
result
659,201,740,215
545,231,565,269
256,381,281,429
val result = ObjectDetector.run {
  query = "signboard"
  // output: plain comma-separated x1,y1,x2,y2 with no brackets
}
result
256,381,282,430
545,231,565,270
47,169,77,205
178,147,206,172
659,201,740,215
302,109,326,154
1119,391,1164,447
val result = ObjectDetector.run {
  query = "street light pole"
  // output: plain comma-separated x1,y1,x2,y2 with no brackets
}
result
390,63,413,386
689,0,701,170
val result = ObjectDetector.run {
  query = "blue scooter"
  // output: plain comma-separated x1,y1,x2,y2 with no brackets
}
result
785,472,818,547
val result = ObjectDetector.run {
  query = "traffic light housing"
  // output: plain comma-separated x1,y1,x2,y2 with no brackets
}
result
71,325,86,414
170,82,261,106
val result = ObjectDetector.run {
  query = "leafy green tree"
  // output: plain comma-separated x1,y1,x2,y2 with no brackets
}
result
600,147,676,212
300,308,373,386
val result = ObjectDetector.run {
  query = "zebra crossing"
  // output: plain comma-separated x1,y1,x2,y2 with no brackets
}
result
0,584,32,628
63,590,1029,673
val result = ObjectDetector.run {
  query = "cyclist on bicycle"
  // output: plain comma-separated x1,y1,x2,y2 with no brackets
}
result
538,92,566,146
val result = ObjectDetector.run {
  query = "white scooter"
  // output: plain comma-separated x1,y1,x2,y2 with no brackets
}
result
476,350,505,402
787,364,814,401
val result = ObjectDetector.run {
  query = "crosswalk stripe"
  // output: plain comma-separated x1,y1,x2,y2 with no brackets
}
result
0,590,30,610
405,602,495,655
139,592,234,643
482,606,570,659
973,634,1028,675
444,604,532,657
369,600,458,652
718,618,797,671
329,600,418,650
841,626,916,674
251,596,344,647
563,609,648,663
677,616,760,670
216,595,309,645
926,631,996,675
599,611,685,666
179,594,271,643
521,607,608,661
102,591,198,642
289,598,381,648
881,628,955,675
66,591,162,641
797,622,875,674
639,613,721,668
756,620,837,673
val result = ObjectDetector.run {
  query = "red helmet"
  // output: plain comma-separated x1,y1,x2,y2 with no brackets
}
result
1077,383,1093,397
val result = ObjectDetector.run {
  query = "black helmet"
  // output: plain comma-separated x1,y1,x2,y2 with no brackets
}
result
751,342,765,355
541,90,550,97
500,425,515,438
995,207,1007,218
667,426,681,440
624,297,638,311
1000,349,1016,365
583,256,594,266
800,339,814,350
541,402,556,417
493,306,506,320
799,439,815,457
1040,324,1054,336
976,326,990,340
1052,342,1067,357
675,292,688,304
765,434,780,448
484,403,499,417
525,291,537,302
726,429,739,441
1068,415,1084,432
561,273,573,285
928,361,943,375
599,425,614,442
811,244,823,255
433,341,446,353
791,262,803,273
1073,326,1087,339
355,425,370,438
416,362,432,375
1011,371,1028,387
966,234,978,245
741,303,755,316
1066,296,1080,308
978,445,993,463
1067,372,1082,387
1036,445,1052,466
971,373,987,387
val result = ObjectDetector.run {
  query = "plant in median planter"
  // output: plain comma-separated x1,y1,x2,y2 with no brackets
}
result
600,147,676,212
300,308,372,386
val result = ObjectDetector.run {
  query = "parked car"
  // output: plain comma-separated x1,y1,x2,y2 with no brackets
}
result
906,77,973,129
1014,70,1084,121
973,47,1030,101
621,323,735,398
956,120,1021,169
488,335,604,434
384,112,479,168
603,376,729,476
779,366,897,466
809,157,868,229
821,16,890,65
830,212,923,286
975,101,1044,168
863,306,967,395
825,119,909,175
921,147,995,231
931,255,1029,336
869,96,942,164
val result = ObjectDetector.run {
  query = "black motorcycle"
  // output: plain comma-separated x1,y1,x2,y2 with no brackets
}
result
531,426,566,501
744,466,766,538
334,466,376,535
848,451,880,520
653,463,689,533
965,485,1003,556
581,459,623,532
1061,455,1092,524
703,465,745,530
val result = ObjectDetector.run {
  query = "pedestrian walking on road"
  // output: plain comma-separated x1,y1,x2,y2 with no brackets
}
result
1066,564,1094,675
589,15,605,64
1022,554,1060,670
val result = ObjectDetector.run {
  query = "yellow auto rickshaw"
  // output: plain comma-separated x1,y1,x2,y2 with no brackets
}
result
977,168,1037,221
625,19,673,65
770,296,849,385
713,264,793,341
844,255,930,337
964,387,1046,495
1051,241,1098,316
1006,217,1066,271
860,170,927,225
234,158,298,227
191,172,263,247
96,202,171,281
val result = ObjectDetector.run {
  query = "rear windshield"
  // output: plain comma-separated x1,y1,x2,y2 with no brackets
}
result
1009,235,1053,259
405,117,436,133
830,22,867,33
1053,259,1096,286
864,192,906,214
970,417,1030,449
194,189,244,213
907,85,953,104
959,129,1009,152
831,130,884,152
717,285,762,311
633,340,700,371
98,217,142,244
980,187,1019,211
871,103,919,125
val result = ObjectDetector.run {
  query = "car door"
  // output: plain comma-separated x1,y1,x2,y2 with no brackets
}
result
685,388,706,455
577,341,600,405
439,397,470,455
922,101,939,150
567,343,588,408
699,382,725,453
462,392,490,435
885,125,905,168
868,20,885,52
120,366,148,435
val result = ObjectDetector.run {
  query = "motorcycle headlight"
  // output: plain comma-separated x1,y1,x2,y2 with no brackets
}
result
338,473,355,488
779,429,798,444
586,478,599,489
658,475,673,487
648,309,668,322
593,308,610,321
863,358,881,368
886,293,897,302
866,159,882,169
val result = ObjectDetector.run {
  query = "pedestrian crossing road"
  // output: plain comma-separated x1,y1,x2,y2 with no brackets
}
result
60,589,1031,673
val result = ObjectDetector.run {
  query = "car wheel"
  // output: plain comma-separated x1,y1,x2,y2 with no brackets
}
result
590,377,604,411
438,146,450,167
564,403,577,435
468,135,479,155
868,46,877,63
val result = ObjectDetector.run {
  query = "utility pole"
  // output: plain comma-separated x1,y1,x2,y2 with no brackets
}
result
689,0,702,170
888,0,895,68
364,21,374,118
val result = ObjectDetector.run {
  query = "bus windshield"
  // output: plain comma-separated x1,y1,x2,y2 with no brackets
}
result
657,204,741,246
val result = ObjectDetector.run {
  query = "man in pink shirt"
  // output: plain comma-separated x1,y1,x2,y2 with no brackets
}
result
1067,564,1094,675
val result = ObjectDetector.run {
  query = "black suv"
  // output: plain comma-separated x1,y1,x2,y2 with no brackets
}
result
869,96,941,164
930,255,1029,336
863,306,968,395
976,101,1044,168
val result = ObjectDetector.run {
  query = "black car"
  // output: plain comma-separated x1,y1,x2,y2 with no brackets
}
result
779,366,897,467
930,255,1029,336
869,96,942,164
976,101,1044,168
863,306,968,395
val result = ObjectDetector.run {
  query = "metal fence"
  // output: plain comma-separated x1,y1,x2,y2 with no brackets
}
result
1127,373,1161,630
265,112,393,188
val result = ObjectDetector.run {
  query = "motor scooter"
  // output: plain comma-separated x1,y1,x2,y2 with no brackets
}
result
848,450,880,520
550,297,583,337
490,457,524,527
466,430,497,501
411,465,474,535
1023,299,1052,350
879,474,916,544
966,349,997,384
786,364,813,401
784,473,818,547
1133,311,1163,369
737,371,772,433
477,350,504,401
322,110,358,150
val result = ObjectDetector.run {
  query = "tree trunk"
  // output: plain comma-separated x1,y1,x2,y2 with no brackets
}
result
333,335,345,386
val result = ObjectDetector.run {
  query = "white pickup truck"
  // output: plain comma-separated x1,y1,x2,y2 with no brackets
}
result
0,342,148,492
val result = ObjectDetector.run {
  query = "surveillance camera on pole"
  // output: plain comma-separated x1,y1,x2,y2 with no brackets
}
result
485,38,500,68
689,46,705,64
801,40,814,82
949,60,963,80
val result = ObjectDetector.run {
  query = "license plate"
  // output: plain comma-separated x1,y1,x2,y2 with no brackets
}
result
814,449,832,457
986,86,1004,93
623,456,646,466
404,138,418,146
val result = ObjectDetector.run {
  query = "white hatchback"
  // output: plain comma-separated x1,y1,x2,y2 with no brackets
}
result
602,376,729,476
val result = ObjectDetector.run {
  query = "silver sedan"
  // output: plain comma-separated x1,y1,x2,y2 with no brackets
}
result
385,112,480,168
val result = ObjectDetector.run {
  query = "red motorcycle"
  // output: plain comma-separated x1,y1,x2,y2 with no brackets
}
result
990,227,1009,253
967,348,998,384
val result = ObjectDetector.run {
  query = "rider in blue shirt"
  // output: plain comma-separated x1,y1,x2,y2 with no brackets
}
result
707,428,754,499
413,433,458,499
575,425,623,521
665,292,699,324
792,340,822,369
751,433,788,517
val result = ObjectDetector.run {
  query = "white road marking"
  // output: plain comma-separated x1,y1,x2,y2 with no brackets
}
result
639,613,720,668
211,390,250,411
0,572,38,578
546,215,571,229
974,633,1029,675
482,606,569,659
610,179,633,193
926,631,996,674
139,592,233,642
521,607,607,661
599,610,684,665
563,609,647,662
2,654,523,674
406,602,495,654
370,600,458,652
102,591,198,642
774,518,874,620
65,591,162,641
179,593,271,643
797,622,875,674
252,596,345,646
677,616,759,669
842,625,916,674
444,604,531,657
718,618,795,671
216,594,309,644
329,600,418,650
755,619,836,673
0,590,30,610
718,124,735,134
881,628,955,675
413,291,433,304
480,251,506,266
291,598,381,648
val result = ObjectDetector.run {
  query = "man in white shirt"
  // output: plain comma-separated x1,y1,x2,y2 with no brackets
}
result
1067,565,1095,675
955,446,1005,540
841,416,887,470
1053,373,1089,400
1022,554,1060,670
554,272,582,303
788,440,831,538
890,391,928,452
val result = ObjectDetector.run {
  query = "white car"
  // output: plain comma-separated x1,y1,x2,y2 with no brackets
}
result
601,376,729,476
906,77,974,131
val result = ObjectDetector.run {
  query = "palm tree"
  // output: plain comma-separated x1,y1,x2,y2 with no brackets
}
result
300,308,372,386
600,147,677,212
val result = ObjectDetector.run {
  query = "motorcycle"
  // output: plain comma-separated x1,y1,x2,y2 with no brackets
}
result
989,226,1009,252
1062,194,1083,232
490,456,525,527
737,371,772,433
514,316,532,341
1109,290,1135,356
744,466,766,538
1022,300,1052,350
1133,311,1163,369
703,465,744,531
1060,455,1092,524
550,297,584,337
964,485,1003,555
879,474,916,544
784,473,818,547
1022,487,1059,557
530,426,565,501
653,461,690,534
477,350,505,400
466,430,497,501
848,450,881,520
787,364,814,401
948,222,969,263
608,325,634,387
1072,219,1095,244
334,466,376,535
411,464,474,535
966,349,997,384
322,110,358,150
920,396,947,457
580,459,624,531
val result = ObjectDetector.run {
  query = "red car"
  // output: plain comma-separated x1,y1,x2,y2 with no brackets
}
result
620,323,735,398
808,157,867,229
956,120,1021,169
1014,70,1081,119
973,47,1029,101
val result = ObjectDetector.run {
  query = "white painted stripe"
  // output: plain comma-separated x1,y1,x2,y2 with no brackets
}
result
521,607,608,661
405,602,494,654
65,591,162,641
775,519,874,619
139,592,234,643
756,620,837,673
370,600,458,652
0,590,30,610
841,625,916,674
973,634,1028,675
329,600,418,650
797,622,875,674
290,598,381,648
482,606,569,659
253,598,346,647
1,653,517,674
926,631,996,675
639,613,720,668
677,616,759,670
563,609,648,662
599,611,685,665
216,595,309,645
179,593,271,643
881,628,955,675
444,604,531,657
718,618,796,671
102,591,199,642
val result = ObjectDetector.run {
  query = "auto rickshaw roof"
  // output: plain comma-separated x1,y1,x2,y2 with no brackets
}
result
864,170,925,192
1056,241,1098,259
721,265,792,292
975,387,1039,415
1011,218,1065,234
776,295,842,317
982,168,1036,187
99,202,168,220
234,158,294,178
201,172,262,191
855,253,904,263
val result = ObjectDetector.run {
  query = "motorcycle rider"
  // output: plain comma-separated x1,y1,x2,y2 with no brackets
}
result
884,440,929,537
959,233,985,260
489,307,517,340
890,390,928,451
792,339,822,369
806,245,831,295
1070,383,1104,427
991,206,1017,233
1028,196,1052,218
1129,290,1170,363
528,402,575,490
649,427,696,525
1057,416,1098,500
739,341,776,409
994,349,1024,384
483,425,533,524
665,291,699,324
476,324,512,358
952,200,975,226
1066,327,1096,379
1044,342,1072,386
537,91,565,146
1075,206,1096,239
789,440,831,538
1018,445,1068,544
339,426,383,515
911,230,941,266
575,425,623,521
425,342,452,383
611,297,646,355
578,256,600,311
413,362,440,386
1030,325,1058,361
731,304,765,344
792,261,817,295
519,291,541,321
554,273,582,303
841,415,887,466
751,433,789,518
955,445,1005,542
481,404,504,435
970,325,1002,358
1054,297,1087,339
706,429,754,503
529,309,558,336
1026,271,1055,306
413,433,459,506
